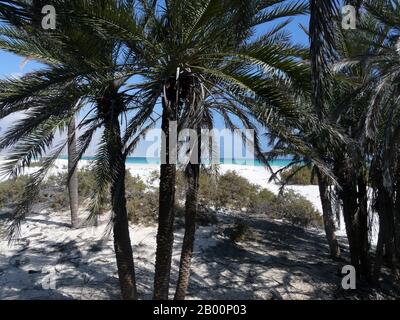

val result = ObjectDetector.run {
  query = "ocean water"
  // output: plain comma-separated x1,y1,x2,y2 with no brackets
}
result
59,156,292,167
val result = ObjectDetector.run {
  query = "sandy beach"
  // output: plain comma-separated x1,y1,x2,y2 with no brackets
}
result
0,206,354,300
1,159,387,300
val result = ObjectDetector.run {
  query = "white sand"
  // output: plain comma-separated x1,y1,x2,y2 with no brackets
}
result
0,159,386,300
0,207,347,300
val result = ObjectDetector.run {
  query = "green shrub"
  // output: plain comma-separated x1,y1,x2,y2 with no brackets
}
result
0,174,69,211
125,172,159,226
42,169,147,214
146,170,160,185
247,186,323,229
174,203,218,228
198,172,219,206
41,169,109,211
42,172,66,189
196,205,218,226
0,176,30,209
212,171,259,210
0,165,322,231
125,173,147,194
273,190,323,228
41,173,69,210
48,191,69,210
227,218,250,243
173,171,219,227
176,169,220,205
250,188,277,213
280,166,318,185
78,169,98,199
126,191,158,226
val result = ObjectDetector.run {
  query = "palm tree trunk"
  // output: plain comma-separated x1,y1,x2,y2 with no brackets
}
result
310,0,341,261
174,161,200,300
342,182,361,273
67,116,79,229
373,183,396,281
153,83,177,300
395,200,400,267
357,171,371,281
334,157,374,280
382,191,396,268
372,160,396,281
335,159,361,273
111,152,138,300
100,89,138,300
373,203,386,283
357,174,371,280
154,162,176,299
316,170,341,259
394,166,400,263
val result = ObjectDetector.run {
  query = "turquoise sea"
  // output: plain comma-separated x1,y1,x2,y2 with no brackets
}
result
59,156,293,167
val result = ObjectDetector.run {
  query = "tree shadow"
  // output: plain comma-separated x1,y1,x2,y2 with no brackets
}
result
170,216,381,300
25,218,71,228
0,225,120,300
1,212,399,300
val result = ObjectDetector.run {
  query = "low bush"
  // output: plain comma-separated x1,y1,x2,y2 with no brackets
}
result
1,165,322,230
41,173,69,210
146,170,160,186
125,173,159,226
126,191,159,226
175,169,321,229
198,172,219,206
250,188,277,214
280,166,318,185
272,190,323,228
48,191,69,210
174,203,218,228
196,205,218,226
249,187,322,229
212,171,259,210
226,218,250,243
78,169,99,199
0,176,30,209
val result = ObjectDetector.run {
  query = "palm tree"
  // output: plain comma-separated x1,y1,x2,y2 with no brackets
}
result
297,0,397,281
255,0,346,263
23,0,82,236
309,0,342,260
320,0,400,281
0,0,151,299
264,0,376,276
274,0,374,276
87,0,311,299
2,0,358,300
345,0,400,279
25,0,81,229
136,1,306,299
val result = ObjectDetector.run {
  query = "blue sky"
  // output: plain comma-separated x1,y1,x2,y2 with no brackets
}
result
0,12,309,157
